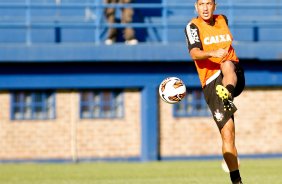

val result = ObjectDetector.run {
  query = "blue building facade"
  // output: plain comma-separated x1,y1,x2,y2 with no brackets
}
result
0,0,282,162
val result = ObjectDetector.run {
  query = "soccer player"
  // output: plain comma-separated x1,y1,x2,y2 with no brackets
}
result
184,0,245,184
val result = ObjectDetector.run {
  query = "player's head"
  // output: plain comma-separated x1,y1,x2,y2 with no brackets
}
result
196,0,215,3
195,0,216,22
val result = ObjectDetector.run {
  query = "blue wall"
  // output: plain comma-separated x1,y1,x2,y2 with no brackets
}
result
1,60,282,161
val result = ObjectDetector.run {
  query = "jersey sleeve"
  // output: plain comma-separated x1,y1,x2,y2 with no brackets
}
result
184,22,203,51
221,14,228,25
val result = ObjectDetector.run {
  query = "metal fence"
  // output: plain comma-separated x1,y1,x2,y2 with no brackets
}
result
0,0,281,45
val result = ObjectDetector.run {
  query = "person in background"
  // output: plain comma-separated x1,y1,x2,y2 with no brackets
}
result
104,0,138,45
184,0,245,183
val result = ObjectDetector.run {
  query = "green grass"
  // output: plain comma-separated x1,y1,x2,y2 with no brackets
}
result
0,159,281,184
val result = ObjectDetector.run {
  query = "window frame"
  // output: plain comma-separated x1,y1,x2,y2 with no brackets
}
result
79,89,124,119
10,90,56,120
173,88,210,117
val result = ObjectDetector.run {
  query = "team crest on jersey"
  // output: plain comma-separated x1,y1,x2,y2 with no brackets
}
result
204,34,231,45
214,109,224,122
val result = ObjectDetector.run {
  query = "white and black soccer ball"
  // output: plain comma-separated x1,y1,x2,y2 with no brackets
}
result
159,77,186,104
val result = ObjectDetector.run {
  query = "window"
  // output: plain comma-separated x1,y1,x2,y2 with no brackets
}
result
80,90,124,119
11,91,55,120
174,88,210,117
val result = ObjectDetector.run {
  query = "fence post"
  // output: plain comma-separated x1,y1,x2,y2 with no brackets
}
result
227,0,234,34
162,0,168,44
253,22,259,42
95,0,101,44
55,0,62,43
25,0,31,45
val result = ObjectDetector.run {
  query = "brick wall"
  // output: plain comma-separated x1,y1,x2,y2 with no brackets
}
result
235,88,282,154
0,90,141,160
159,88,282,157
0,88,281,160
76,89,141,159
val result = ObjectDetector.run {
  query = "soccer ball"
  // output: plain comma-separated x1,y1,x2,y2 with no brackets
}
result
159,77,186,104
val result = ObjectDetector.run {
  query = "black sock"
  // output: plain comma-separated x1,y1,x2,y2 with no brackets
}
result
230,170,242,183
226,84,235,99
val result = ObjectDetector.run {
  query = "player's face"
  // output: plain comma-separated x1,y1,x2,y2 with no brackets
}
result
195,0,216,22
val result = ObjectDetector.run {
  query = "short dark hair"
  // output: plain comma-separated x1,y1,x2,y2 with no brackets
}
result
196,0,216,2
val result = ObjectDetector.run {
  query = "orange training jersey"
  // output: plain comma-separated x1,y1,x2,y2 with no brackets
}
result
185,15,239,87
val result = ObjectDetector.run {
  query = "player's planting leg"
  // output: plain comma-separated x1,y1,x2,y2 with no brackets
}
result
220,118,243,184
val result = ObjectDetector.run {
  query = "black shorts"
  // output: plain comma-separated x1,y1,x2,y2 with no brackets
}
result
203,63,245,130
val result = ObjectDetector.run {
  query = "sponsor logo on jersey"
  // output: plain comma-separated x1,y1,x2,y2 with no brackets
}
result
204,34,231,45
186,23,200,45
190,28,200,43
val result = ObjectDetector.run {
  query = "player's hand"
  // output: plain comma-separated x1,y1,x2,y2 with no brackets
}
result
210,48,228,58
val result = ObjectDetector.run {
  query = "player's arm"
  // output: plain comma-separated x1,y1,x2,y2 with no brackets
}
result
190,48,227,60
185,22,227,60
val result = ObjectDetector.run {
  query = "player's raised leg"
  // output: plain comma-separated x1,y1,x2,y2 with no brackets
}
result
216,60,238,111
219,60,237,99
221,61,237,89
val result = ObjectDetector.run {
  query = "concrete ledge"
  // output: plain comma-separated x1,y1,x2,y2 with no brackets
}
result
0,153,281,163
0,41,281,62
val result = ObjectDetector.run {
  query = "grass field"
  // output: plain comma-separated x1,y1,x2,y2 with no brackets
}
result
0,158,281,184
